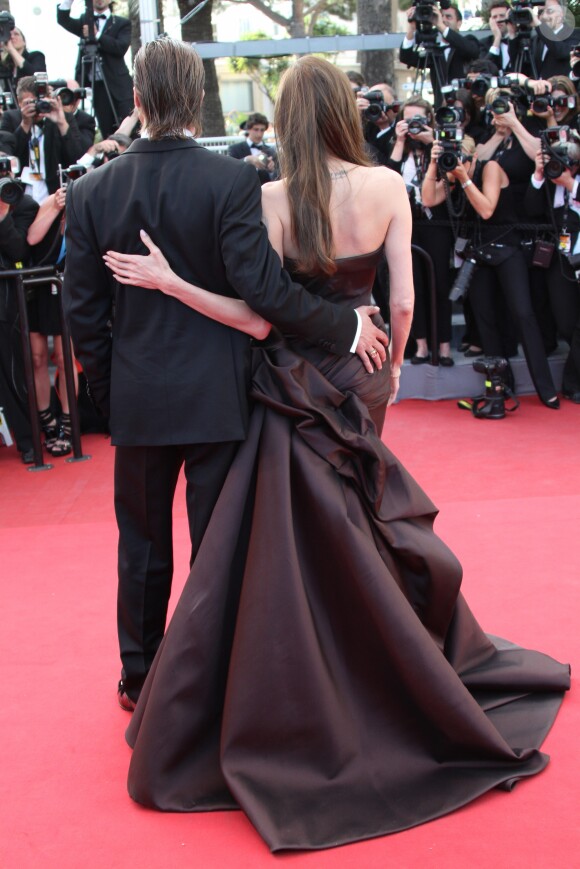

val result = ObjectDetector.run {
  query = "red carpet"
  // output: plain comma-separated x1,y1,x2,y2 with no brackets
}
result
1,397,578,868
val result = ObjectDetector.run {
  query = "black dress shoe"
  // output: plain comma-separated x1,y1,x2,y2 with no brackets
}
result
20,449,35,465
464,347,483,358
540,396,560,410
439,356,455,367
410,354,430,365
117,680,137,712
563,390,580,404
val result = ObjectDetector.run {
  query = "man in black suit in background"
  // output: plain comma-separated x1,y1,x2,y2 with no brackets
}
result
508,0,578,79
227,112,278,184
400,3,480,106
63,38,387,711
57,0,134,138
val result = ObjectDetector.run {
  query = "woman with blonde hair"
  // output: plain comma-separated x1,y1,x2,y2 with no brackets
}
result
105,56,568,852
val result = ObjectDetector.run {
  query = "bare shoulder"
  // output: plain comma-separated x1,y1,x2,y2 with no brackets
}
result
362,165,407,194
261,179,286,205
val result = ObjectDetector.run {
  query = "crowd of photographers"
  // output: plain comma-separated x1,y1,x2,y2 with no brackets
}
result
1,2,579,465
0,3,137,463
354,0,580,414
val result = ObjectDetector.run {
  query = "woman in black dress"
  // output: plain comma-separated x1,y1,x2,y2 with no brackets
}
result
104,58,569,852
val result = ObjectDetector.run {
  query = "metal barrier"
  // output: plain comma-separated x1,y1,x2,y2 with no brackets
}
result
1,266,91,471
411,244,439,367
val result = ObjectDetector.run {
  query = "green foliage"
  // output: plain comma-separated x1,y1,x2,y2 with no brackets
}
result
311,17,352,36
229,32,291,102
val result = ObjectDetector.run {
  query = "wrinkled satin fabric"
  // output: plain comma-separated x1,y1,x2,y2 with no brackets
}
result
126,251,570,852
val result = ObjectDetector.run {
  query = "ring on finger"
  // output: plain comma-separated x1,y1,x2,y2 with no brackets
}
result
369,348,378,357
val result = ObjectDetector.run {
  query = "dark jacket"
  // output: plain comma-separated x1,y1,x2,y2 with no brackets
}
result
400,29,480,106
508,27,580,79
63,139,358,444
0,49,46,95
0,193,39,321
227,139,278,184
56,9,133,103
2,112,87,194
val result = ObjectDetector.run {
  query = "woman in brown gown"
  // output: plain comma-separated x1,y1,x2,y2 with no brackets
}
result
104,57,570,852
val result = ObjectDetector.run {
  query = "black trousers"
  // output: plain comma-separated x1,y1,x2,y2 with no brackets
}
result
92,80,133,138
547,256,580,394
114,440,239,700
468,250,556,401
0,319,32,453
412,224,454,345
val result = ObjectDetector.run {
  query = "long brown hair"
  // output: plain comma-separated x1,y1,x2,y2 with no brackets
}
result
274,56,371,275
133,38,205,140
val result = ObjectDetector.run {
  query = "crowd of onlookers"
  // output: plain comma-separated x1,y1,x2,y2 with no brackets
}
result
1,0,579,466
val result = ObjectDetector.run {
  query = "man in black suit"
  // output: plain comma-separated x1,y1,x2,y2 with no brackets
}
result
479,0,517,72
57,0,134,138
400,3,480,106
2,76,86,200
63,38,387,710
356,82,399,166
227,112,278,184
508,0,578,78
60,80,97,154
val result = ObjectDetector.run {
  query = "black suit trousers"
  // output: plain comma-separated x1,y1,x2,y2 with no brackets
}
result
468,251,556,400
114,440,239,699
92,80,133,139
547,256,580,394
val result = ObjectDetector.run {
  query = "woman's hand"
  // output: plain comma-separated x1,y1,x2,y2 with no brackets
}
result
533,149,546,181
103,230,175,291
395,120,408,141
430,141,443,163
411,126,434,146
450,160,469,184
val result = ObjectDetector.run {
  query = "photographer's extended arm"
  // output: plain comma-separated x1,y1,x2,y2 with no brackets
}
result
452,159,503,220
56,6,84,38
443,28,480,62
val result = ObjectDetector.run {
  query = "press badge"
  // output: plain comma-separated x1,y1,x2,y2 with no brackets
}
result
559,233,571,254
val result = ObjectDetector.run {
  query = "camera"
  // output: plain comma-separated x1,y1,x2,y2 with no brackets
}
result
363,90,401,122
490,94,512,114
507,0,543,33
0,156,24,206
92,149,121,168
58,163,87,190
532,94,576,114
435,105,464,172
469,357,515,419
33,72,52,115
0,10,15,45
410,0,452,44
449,246,478,300
0,91,14,111
52,86,87,107
407,115,429,136
540,126,580,179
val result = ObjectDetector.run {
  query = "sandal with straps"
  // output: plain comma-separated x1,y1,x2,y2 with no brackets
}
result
38,407,72,457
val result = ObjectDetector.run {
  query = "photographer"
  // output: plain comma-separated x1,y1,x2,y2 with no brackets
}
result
479,0,517,73
508,0,578,80
529,74,578,128
4,76,86,203
54,79,96,154
228,113,278,185
475,87,541,164
0,22,46,97
400,3,480,107
356,83,400,165
430,91,559,407
524,136,580,401
57,0,134,139
388,97,455,364
0,151,39,463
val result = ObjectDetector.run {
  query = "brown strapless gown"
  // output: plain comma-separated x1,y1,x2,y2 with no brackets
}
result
125,249,570,851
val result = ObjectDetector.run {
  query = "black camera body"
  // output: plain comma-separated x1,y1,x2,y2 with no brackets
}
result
0,10,15,45
0,156,24,205
532,94,576,114
508,0,543,33
407,115,429,136
410,0,452,43
58,163,87,190
52,86,88,107
435,106,464,172
0,91,14,111
540,125,580,179
470,357,516,419
32,72,52,115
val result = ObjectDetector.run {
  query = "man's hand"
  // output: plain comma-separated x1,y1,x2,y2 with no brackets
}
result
19,97,38,133
432,6,446,33
406,7,417,37
0,200,10,222
553,167,576,192
354,305,389,373
82,24,98,39
533,148,547,181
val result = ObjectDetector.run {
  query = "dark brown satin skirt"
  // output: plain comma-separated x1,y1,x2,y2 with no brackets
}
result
125,340,570,852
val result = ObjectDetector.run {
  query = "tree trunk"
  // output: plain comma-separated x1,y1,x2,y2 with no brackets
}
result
289,0,306,38
177,0,225,136
0,0,10,12
357,0,394,87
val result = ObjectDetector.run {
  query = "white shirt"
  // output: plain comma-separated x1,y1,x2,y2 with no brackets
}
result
531,173,580,253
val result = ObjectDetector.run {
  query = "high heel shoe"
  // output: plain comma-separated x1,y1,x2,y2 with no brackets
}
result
540,396,560,410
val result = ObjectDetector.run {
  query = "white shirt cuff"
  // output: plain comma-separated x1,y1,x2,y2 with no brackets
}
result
349,310,362,353
530,174,545,189
58,1,74,9
402,37,416,49
489,46,500,55
442,26,450,39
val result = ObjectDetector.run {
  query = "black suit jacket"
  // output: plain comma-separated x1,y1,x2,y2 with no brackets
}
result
63,138,358,446
70,108,96,154
508,27,579,79
3,112,87,194
400,29,480,106
478,34,512,72
56,9,133,103
228,139,278,183
0,50,47,96
0,194,39,321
